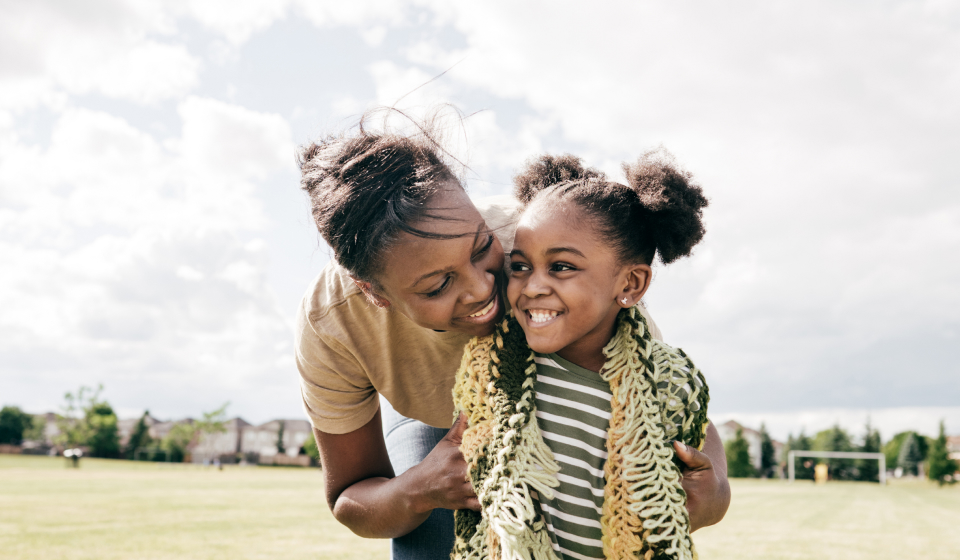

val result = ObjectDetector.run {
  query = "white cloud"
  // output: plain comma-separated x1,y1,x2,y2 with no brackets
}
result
0,1,198,109
0,97,297,420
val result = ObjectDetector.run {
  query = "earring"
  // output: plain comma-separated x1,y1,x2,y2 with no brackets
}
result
621,297,629,306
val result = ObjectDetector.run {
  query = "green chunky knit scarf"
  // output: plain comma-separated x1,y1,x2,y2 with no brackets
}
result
452,307,709,560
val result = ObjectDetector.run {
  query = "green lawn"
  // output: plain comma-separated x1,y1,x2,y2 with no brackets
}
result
2,454,958,559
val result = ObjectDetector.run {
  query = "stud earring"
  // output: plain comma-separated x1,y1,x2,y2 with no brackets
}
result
621,297,629,306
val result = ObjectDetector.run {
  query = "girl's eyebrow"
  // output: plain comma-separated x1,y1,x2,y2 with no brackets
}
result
509,247,586,259
545,246,586,258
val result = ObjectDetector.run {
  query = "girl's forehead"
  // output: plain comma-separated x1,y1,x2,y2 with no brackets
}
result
517,197,590,232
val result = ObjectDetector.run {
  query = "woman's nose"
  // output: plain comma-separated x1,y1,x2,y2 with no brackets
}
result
461,266,494,304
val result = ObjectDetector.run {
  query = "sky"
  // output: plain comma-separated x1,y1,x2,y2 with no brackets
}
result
1,0,958,441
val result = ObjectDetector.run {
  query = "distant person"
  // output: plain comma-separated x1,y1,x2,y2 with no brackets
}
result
452,152,719,560
294,110,730,560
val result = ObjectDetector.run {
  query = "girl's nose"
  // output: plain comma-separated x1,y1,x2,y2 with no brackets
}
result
521,271,551,298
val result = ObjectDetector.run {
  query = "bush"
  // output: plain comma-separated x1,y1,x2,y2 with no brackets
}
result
0,406,34,445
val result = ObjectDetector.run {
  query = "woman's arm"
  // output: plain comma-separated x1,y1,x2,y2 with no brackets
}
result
315,409,480,539
673,422,731,531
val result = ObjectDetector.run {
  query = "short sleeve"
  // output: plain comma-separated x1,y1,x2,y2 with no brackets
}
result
295,297,379,435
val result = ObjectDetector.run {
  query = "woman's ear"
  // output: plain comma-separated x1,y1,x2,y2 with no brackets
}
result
352,278,391,309
617,264,652,308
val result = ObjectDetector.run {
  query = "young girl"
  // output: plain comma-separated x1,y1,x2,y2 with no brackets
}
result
452,151,711,560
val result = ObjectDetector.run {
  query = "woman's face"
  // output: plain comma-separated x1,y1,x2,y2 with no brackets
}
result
372,183,506,337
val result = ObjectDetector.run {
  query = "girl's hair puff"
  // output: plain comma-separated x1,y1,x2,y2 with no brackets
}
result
298,108,465,285
513,148,708,265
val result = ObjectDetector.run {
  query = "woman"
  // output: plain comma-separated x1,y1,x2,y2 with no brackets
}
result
295,117,730,560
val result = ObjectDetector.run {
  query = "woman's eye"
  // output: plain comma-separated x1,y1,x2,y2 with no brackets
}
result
425,276,452,298
472,235,494,260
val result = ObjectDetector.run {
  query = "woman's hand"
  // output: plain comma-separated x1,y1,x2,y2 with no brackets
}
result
673,422,731,532
408,413,481,512
315,408,478,540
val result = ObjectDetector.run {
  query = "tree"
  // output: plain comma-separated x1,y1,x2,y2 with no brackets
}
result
898,433,925,476
813,424,855,480
759,423,777,478
276,420,286,455
857,420,882,482
85,402,120,458
725,428,756,478
54,384,120,457
124,411,153,460
161,422,195,463
885,431,930,472
0,406,34,444
302,433,321,468
160,403,228,463
926,421,957,486
786,431,814,480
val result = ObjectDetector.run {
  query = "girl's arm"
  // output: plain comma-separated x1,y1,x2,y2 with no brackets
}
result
674,422,731,532
315,409,480,538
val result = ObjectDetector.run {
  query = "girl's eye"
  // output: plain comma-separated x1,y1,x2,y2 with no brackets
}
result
551,262,576,273
424,276,452,298
510,262,530,273
472,234,494,261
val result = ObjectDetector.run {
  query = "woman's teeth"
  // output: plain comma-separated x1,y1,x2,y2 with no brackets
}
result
527,310,559,324
468,298,495,318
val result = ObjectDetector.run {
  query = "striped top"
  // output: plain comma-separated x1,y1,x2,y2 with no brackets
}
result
533,353,612,560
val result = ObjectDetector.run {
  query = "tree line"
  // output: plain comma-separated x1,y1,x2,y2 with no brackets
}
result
0,385,228,462
723,421,957,485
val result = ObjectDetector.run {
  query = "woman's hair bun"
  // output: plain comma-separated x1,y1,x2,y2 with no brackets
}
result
622,148,708,264
513,154,604,204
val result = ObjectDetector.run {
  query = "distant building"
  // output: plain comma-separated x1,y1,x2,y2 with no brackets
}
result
716,420,784,474
947,435,960,461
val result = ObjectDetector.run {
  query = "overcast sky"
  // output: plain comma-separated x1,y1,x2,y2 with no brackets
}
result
2,0,958,440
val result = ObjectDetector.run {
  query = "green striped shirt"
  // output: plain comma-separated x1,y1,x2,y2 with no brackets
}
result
534,352,611,560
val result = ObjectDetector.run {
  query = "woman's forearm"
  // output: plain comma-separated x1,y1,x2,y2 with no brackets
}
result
318,411,479,539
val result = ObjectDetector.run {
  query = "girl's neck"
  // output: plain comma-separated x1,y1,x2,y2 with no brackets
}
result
554,307,622,373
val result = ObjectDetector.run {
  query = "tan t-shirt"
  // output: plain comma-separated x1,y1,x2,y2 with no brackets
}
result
295,195,664,434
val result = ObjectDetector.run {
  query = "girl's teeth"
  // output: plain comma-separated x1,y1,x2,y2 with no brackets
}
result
528,310,559,323
469,299,495,318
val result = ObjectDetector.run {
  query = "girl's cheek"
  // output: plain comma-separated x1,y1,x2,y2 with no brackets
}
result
507,275,522,309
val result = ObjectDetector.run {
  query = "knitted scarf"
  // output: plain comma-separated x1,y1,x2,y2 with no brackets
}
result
451,307,709,560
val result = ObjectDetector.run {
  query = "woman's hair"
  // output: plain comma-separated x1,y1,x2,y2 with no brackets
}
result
513,149,708,265
298,111,464,284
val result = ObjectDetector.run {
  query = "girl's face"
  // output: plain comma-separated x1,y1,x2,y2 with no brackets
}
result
507,199,650,371
372,183,506,338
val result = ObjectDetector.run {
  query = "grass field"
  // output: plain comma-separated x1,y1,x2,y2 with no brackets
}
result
2,454,958,559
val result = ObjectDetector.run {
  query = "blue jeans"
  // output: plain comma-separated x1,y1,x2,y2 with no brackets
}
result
380,396,455,560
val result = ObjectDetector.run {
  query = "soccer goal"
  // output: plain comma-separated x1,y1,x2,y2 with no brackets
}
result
787,450,886,485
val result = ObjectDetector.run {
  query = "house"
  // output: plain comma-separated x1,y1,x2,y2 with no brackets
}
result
188,417,312,466
947,435,960,461
716,420,784,474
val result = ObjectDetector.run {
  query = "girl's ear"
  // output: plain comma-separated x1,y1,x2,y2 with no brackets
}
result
617,264,652,308
352,278,391,309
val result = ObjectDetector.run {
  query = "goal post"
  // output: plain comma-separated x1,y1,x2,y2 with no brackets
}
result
787,450,886,485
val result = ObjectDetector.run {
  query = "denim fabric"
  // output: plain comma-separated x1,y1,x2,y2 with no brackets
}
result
380,396,455,560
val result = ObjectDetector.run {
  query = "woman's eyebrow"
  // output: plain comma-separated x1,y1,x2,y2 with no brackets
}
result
409,222,486,289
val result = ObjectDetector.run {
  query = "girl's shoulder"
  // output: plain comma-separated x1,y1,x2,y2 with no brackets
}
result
647,338,710,450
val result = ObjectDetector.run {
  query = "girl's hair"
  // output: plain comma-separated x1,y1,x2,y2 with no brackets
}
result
513,149,708,265
298,110,464,284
